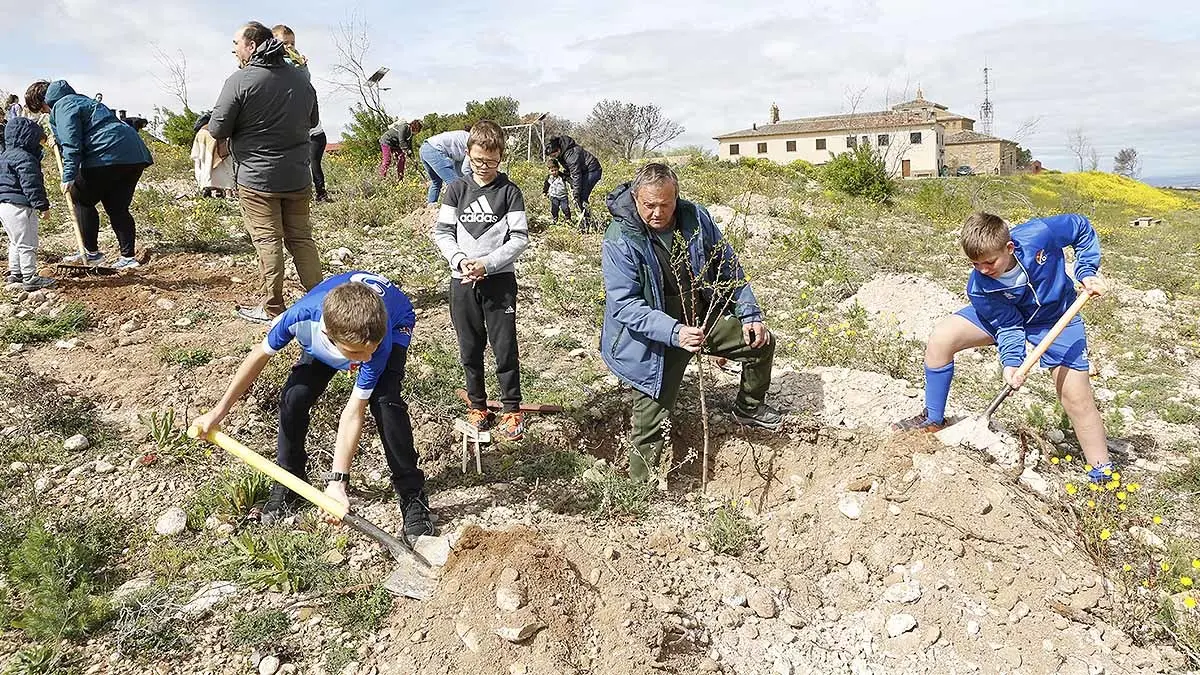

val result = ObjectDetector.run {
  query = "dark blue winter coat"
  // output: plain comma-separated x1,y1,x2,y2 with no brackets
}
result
966,214,1101,367
600,183,762,399
0,117,50,210
46,80,153,184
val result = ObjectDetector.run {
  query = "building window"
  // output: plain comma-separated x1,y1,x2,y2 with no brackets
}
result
861,135,869,146
877,134,889,146
786,140,797,152
846,136,857,149
729,144,740,156
910,132,922,144
757,142,768,154
816,138,827,150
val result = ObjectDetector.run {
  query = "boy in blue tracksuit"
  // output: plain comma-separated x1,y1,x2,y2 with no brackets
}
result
191,271,433,537
893,212,1114,482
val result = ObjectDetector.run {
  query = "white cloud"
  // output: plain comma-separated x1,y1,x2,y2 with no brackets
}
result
2,0,1196,177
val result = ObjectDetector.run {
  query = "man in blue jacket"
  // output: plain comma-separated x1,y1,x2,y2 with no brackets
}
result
600,163,780,482
893,211,1114,482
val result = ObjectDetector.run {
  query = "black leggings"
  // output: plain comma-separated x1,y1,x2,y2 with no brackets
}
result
449,272,522,411
309,133,327,195
71,163,146,257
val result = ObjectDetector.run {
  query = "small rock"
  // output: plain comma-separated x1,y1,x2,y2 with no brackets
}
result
882,580,922,604
112,576,156,605
568,348,587,358
722,595,747,608
509,665,529,675
155,298,176,310
651,595,679,614
847,560,869,583
120,319,140,333
967,620,981,636
1129,526,1166,551
1047,429,1066,443
413,535,451,567
499,567,521,584
496,585,527,612
739,623,759,640
1143,289,1167,307
1053,617,1070,631
174,317,193,327
64,434,90,452
280,666,297,675
155,507,188,536
948,539,965,558
773,658,794,675
409,630,426,643
838,495,862,520
780,608,805,628
698,659,720,673
455,623,483,652
258,656,280,675
886,614,918,637
603,546,618,560
94,460,116,475
748,588,776,618
181,581,239,616
9,461,28,473
888,503,902,516
495,621,544,643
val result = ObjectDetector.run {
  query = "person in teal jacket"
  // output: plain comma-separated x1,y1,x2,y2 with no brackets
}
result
893,212,1114,483
25,79,152,270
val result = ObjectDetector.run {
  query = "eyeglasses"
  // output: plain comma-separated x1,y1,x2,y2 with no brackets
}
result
469,157,501,169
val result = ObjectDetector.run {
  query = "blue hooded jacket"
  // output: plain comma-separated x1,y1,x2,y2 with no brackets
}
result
966,214,1101,367
600,183,762,399
0,117,50,210
46,80,153,184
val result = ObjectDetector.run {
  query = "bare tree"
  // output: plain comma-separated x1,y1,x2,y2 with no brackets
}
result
1010,116,1042,143
330,15,389,126
1067,127,1095,172
582,100,683,161
1112,147,1139,178
153,46,190,110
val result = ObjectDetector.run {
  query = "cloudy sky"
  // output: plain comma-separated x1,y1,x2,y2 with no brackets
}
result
3,0,1197,180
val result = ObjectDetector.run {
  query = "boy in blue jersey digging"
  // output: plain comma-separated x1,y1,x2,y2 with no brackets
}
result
893,212,1116,482
191,271,433,536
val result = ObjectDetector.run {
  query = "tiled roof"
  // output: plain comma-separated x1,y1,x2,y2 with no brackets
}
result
891,98,949,111
945,130,1014,145
714,110,937,140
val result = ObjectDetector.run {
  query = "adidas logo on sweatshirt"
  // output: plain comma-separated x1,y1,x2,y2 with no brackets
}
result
459,195,498,224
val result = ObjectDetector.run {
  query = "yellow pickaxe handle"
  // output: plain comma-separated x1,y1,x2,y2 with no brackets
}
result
187,426,431,569
45,127,91,261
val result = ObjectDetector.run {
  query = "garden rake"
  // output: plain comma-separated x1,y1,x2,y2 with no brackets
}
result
187,426,437,600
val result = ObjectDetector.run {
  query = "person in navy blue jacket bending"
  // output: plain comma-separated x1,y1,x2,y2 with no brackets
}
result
191,271,434,537
893,212,1115,483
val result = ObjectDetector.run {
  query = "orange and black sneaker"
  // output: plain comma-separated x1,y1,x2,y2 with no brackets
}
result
466,408,493,432
890,409,945,433
494,411,525,442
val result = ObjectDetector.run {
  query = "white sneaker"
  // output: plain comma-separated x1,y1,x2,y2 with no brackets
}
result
113,256,140,270
62,250,104,264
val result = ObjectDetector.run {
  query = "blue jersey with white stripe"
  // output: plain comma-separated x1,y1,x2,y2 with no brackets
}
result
262,271,415,399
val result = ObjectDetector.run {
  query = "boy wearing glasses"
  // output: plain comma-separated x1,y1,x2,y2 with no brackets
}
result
431,121,530,441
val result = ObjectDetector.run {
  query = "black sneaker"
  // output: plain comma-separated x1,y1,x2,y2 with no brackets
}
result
733,403,782,431
6,271,21,284
259,483,302,525
399,491,434,538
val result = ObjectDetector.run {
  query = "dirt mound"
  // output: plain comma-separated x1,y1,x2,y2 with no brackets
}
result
843,274,964,342
380,526,628,675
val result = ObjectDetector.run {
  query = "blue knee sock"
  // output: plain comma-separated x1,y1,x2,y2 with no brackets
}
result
924,362,955,424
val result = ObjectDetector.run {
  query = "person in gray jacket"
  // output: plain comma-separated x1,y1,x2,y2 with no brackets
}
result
209,21,322,323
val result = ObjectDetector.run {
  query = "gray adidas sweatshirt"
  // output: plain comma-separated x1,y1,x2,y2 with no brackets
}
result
431,173,529,278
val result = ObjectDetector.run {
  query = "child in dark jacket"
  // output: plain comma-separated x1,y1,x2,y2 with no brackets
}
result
0,117,54,290
542,158,571,224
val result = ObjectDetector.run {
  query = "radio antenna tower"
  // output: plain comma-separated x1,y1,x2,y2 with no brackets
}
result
980,65,994,136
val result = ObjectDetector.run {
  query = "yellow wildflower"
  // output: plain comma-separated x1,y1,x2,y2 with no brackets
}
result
1192,559,1200,569
1087,500,1096,508
1118,504,1128,511
1051,457,1060,465
1112,471,1121,480
1099,529,1112,541
1105,481,1118,492
1085,464,1093,472
1162,562,1172,572
1065,455,1074,462
1153,516,1163,525
1117,492,1127,501
1089,484,1100,492
1127,482,1140,492
1182,577,1194,587
1065,483,1078,495
1123,564,1133,572
1186,596,1197,609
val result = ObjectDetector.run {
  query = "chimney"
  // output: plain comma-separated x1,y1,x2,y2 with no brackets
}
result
770,102,780,124
752,122,757,131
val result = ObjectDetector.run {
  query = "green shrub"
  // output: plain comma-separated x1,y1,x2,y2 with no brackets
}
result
324,645,357,675
111,587,185,657
185,468,272,529
1,644,69,675
7,520,116,640
224,529,345,593
819,145,894,203
584,464,656,519
702,502,758,556
0,304,88,344
328,585,392,635
230,609,290,647
158,346,214,368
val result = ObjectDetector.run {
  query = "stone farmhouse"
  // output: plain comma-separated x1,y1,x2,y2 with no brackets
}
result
713,89,1018,178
